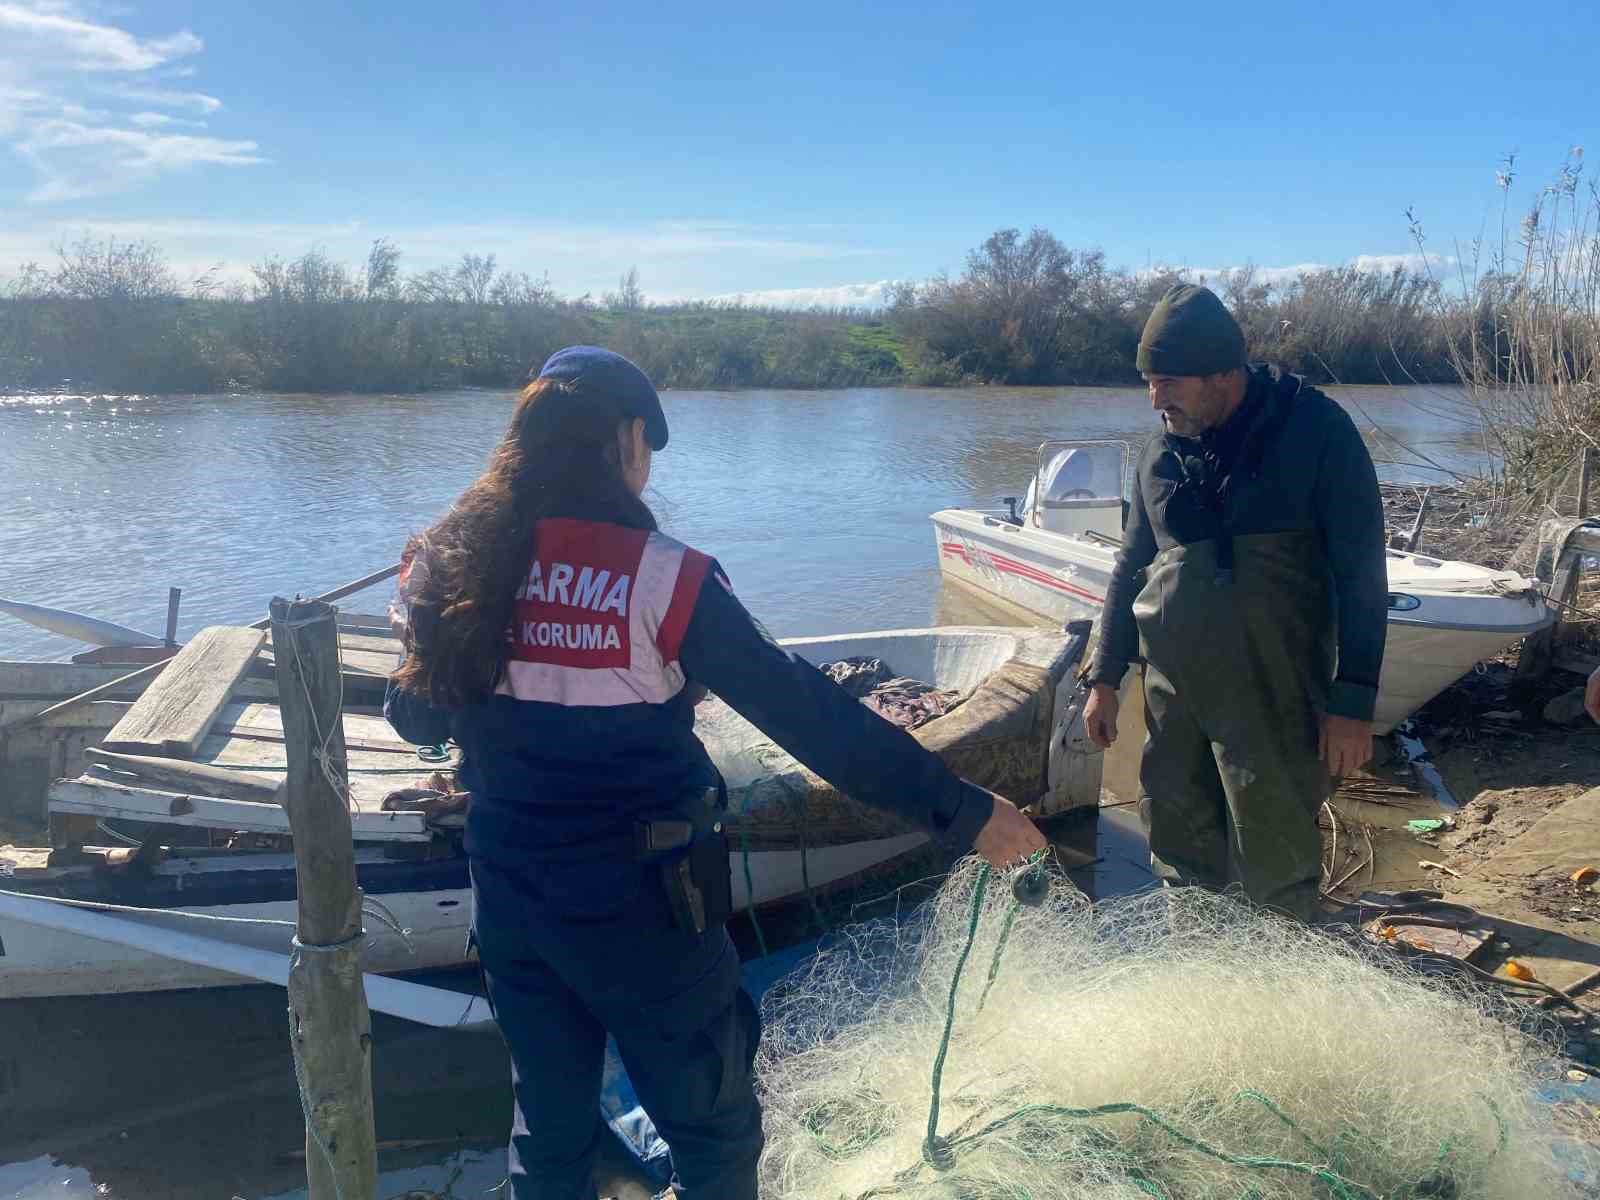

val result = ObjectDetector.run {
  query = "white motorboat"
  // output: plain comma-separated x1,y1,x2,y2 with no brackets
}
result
0,622,1099,1002
932,441,1554,735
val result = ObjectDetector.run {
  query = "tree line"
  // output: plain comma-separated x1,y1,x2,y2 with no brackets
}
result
0,229,1466,395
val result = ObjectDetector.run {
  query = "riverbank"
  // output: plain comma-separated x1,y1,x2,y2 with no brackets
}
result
2,226,1464,395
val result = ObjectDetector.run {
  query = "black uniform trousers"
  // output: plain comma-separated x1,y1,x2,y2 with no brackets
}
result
470,856,763,1200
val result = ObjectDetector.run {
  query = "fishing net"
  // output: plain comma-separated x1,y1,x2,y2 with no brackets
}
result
755,859,1598,1199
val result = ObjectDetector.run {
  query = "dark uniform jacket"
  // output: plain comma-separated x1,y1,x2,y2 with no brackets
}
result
385,518,994,913
1087,364,1388,722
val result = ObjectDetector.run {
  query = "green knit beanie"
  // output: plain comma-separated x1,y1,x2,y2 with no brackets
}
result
1136,284,1246,376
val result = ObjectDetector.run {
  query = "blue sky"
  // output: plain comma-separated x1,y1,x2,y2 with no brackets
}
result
0,0,1593,304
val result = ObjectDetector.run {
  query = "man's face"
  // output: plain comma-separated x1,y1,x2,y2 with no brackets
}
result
1145,371,1235,437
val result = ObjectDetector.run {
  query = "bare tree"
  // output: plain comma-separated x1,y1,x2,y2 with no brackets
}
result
53,237,179,301
4,262,50,298
405,267,457,304
454,253,497,305
490,270,555,307
364,239,402,301
605,266,645,312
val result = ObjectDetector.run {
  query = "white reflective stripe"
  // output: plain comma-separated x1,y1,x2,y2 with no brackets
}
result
492,531,693,708
496,658,685,707
633,533,686,661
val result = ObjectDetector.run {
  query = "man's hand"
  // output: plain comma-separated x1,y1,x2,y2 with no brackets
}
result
1586,666,1600,723
972,793,1048,869
1320,714,1373,778
1084,683,1120,750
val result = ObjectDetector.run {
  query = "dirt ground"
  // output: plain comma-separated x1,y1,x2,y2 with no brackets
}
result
1414,659,1600,871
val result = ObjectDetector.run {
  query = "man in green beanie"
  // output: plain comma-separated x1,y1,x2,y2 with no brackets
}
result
1082,283,1387,920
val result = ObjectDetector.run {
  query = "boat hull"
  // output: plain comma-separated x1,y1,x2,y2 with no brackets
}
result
932,508,1553,735
2,624,1098,1000
0,840,928,999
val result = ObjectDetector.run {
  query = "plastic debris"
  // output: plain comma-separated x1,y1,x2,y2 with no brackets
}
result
1504,960,1537,981
1570,866,1600,887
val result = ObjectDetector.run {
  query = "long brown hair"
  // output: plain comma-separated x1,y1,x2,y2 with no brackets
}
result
391,378,656,707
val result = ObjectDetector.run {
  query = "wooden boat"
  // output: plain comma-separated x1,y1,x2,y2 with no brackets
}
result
0,612,400,827
0,618,1099,1002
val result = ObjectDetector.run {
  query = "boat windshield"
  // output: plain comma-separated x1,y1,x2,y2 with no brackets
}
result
1023,443,1126,530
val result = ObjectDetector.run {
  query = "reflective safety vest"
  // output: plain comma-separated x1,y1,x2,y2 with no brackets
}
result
497,518,715,708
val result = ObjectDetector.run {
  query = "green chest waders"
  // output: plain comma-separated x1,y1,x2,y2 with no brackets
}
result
1133,531,1335,920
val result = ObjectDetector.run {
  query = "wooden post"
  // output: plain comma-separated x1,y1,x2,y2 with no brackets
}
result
1580,447,1594,519
164,588,182,647
270,596,378,1200
1404,489,1432,553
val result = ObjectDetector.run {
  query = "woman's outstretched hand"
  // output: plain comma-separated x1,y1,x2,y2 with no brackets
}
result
972,792,1048,869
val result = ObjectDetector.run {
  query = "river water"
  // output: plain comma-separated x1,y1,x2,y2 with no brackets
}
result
0,383,1483,1199
0,383,1482,662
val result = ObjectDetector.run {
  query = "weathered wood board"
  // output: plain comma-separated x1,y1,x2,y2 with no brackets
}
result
84,746,285,804
212,701,415,753
103,627,266,757
188,730,452,810
49,777,429,842
261,629,401,679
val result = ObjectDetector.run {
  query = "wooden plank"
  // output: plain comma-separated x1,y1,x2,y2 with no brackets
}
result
338,612,393,633
197,734,447,776
223,727,422,756
335,632,403,655
47,777,429,842
265,646,399,677
213,701,411,750
84,746,285,803
0,699,131,730
0,661,160,701
103,627,266,757
265,629,400,657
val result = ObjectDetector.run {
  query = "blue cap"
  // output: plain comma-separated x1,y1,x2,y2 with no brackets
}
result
536,346,668,450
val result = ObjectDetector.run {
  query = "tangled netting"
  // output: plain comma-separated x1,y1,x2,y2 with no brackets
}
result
754,859,1600,1199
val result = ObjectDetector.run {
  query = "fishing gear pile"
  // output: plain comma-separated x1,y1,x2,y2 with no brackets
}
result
755,859,1598,1198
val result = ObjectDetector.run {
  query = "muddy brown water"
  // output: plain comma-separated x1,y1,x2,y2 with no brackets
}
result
0,384,1471,1198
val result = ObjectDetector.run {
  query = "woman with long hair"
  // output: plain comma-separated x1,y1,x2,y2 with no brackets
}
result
385,346,1046,1200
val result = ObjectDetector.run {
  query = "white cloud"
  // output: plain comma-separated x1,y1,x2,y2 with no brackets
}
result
17,120,264,202
679,280,898,309
127,110,204,129
0,216,887,298
0,1,259,204
0,2,200,71
1171,252,1457,289
106,85,222,113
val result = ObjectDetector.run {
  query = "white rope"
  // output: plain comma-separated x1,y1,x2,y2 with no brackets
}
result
282,606,360,813
292,929,366,953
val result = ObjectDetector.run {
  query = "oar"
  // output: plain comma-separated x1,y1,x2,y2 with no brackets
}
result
18,563,403,731
0,597,164,647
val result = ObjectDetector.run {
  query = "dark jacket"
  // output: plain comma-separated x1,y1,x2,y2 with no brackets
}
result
1087,364,1388,722
384,521,993,910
